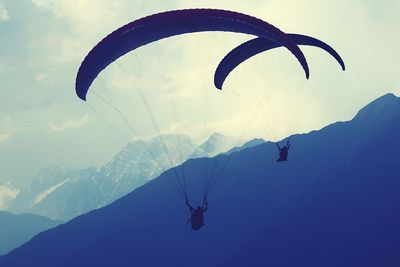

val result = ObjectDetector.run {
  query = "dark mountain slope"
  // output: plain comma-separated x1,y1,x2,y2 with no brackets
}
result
0,211,61,255
1,93,399,267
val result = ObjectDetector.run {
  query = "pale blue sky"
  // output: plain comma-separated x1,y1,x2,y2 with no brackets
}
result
0,0,399,185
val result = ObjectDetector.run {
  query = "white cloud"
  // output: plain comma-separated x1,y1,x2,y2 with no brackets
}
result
1,0,399,181
26,0,138,71
35,72,48,81
0,132,11,143
49,114,91,132
0,1,10,21
0,116,23,143
0,184,18,210
30,0,122,33
31,0,51,9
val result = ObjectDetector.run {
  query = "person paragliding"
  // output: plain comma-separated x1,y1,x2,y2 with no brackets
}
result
276,139,290,162
74,9,344,230
185,197,208,231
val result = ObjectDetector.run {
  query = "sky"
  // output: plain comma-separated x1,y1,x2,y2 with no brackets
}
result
0,0,399,185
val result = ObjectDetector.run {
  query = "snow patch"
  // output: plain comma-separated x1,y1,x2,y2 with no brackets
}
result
34,179,69,205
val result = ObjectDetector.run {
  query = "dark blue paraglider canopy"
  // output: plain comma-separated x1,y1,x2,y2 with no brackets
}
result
75,9,310,100
214,34,345,89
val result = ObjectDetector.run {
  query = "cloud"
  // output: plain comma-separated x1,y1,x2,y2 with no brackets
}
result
19,0,120,73
49,114,91,132
0,133,11,143
1,0,399,183
0,183,19,209
30,0,51,9
0,1,10,21
31,0,116,19
0,116,23,143
35,72,48,81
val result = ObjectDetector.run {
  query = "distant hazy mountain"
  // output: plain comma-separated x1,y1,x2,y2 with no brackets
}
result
2,93,398,267
9,167,97,220
0,211,61,255
189,133,244,158
0,183,18,210
8,133,235,220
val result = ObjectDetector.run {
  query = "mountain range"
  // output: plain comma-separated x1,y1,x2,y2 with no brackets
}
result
1,93,398,266
8,133,243,220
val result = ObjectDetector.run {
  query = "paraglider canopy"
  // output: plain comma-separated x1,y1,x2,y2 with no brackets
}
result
214,34,345,89
75,8,310,101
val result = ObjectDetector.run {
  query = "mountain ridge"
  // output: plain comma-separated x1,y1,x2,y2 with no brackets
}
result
8,133,237,220
2,93,399,266
0,211,61,255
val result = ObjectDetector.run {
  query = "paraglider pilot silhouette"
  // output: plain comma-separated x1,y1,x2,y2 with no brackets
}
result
185,197,208,230
276,139,290,162
73,8,345,231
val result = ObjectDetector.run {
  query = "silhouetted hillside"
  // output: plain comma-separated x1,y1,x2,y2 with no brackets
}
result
0,211,61,255
9,133,235,220
1,93,399,266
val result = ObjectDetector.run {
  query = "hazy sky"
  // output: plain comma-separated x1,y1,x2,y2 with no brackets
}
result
0,0,399,185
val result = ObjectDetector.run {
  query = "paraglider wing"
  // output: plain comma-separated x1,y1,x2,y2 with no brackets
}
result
75,9,310,101
214,33,345,89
